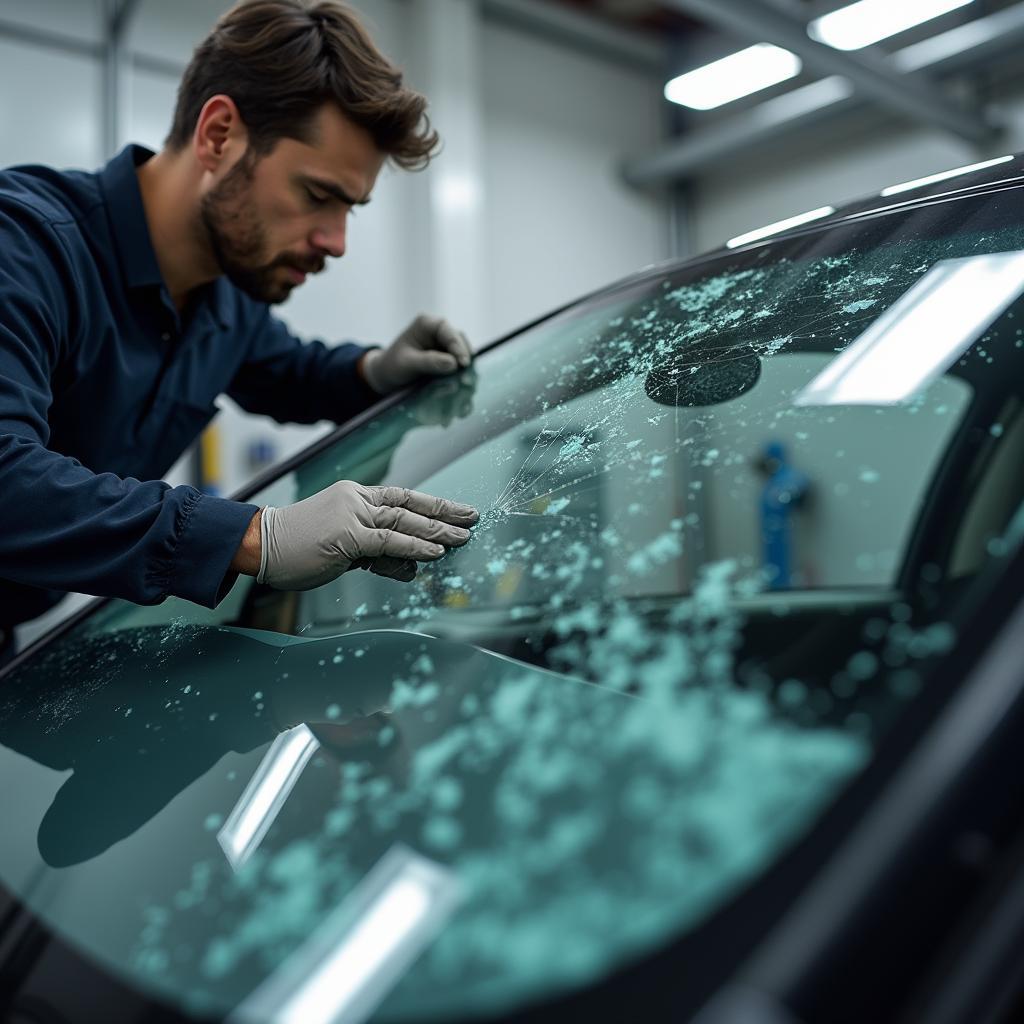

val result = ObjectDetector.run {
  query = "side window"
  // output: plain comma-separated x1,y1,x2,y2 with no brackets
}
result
950,398,1024,578
297,353,971,647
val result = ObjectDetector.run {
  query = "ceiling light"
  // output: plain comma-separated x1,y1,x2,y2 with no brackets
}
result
880,155,1014,197
726,206,835,249
665,44,802,111
809,0,976,52
232,845,462,1024
795,250,1024,406
218,724,320,870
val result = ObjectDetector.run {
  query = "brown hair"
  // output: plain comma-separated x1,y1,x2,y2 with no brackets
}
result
166,0,439,169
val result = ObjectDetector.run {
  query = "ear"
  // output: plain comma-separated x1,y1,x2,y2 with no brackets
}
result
193,95,249,173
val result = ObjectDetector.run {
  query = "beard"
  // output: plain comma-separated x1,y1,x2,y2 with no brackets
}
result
199,150,323,305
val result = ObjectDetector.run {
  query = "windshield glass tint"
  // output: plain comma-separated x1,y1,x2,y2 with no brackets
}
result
5,192,1024,1021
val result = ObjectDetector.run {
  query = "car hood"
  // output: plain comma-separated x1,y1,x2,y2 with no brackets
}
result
0,621,864,1021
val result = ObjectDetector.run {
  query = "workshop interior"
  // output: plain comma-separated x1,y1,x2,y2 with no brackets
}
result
3,2,1024,1023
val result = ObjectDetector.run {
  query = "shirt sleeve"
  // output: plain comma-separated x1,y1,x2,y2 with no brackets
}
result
0,200,258,610
226,307,382,425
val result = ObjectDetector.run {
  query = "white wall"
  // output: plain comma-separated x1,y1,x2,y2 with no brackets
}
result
481,20,669,339
0,0,670,500
0,41,102,171
1,0,103,43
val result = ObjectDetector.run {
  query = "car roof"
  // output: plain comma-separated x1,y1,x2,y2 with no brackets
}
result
585,150,1024,311
715,150,1024,255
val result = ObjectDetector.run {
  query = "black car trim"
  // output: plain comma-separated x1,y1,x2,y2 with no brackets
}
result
853,171,1024,218
711,550,1024,1019
904,823,1024,1024
719,176,1024,258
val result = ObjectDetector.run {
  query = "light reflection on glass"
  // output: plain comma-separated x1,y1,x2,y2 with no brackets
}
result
796,251,1024,406
880,155,1014,198
231,845,461,1024
218,724,321,870
726,206,835,249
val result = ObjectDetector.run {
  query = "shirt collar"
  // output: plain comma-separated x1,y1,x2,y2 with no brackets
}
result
99,144,232,330
198,277,234,331
99,144,164,291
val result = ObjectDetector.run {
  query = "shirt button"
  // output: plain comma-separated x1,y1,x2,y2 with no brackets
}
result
161,332,171,342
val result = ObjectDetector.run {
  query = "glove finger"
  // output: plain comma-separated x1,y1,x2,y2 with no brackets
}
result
408,314,443,347
368,556,418,581
368,486,480,526
458,331,473,366
411,349,459,376
436,321,473,367
366,528,448,562
373,504,473,546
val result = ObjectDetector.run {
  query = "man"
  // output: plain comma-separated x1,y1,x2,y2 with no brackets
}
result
0,0,480,667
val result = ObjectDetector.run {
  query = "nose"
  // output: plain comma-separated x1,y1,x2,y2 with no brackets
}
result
310,213,347,259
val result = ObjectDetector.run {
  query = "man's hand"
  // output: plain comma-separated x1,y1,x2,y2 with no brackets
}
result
360,314,472,395
237,481,478,591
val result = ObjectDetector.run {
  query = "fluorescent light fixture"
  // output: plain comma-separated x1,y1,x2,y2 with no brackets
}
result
809,0,975,52
726,206,835,249
880,155,1014,197
218,724,320,870
893,13,1001,72
232,845,462,1024
665,44,802,111
795,250,1024,406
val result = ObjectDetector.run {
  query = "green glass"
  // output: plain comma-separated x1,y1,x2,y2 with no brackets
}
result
4,210,1024,1021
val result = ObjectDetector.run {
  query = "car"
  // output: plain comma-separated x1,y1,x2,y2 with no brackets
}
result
3,152,1024,1024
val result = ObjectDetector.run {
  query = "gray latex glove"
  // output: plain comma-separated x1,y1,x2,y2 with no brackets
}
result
257,481,479,591
361,314,473,395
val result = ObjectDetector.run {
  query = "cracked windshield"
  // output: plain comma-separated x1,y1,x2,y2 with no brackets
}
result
5,201,1024,1022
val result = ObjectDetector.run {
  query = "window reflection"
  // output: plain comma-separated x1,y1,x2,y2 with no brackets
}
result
796,250,1024,406
218,724,320,871
233,845,461,1024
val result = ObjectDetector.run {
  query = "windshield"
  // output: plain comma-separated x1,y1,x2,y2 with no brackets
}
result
4,189,1024,1022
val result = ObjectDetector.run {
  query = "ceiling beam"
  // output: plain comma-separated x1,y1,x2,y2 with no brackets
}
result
624,3,1024,187
663,0,997,145
0,15,198,84
625,76,856,186
480,0,667,73
107,0,141,39
0,18,102,60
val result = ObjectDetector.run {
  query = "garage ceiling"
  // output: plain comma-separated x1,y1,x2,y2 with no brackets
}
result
531,0,1024,185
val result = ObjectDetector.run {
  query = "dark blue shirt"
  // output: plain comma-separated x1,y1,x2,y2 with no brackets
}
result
0,145,379,627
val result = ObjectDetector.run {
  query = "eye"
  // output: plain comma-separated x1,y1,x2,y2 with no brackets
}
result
305,188,329,206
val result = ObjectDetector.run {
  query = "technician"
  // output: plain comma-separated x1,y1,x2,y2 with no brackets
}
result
0,0,480,666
